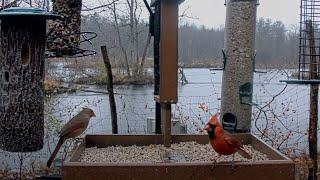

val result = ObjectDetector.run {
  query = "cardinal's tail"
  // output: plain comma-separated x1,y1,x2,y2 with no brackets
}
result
47,138,64,168
237,148,252,159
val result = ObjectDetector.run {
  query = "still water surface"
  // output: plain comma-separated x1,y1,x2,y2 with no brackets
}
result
0,68,313,170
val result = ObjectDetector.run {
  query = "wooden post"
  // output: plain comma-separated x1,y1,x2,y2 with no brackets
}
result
156,0,179,147
101,46,118,134
161,103,172,147
158,0,178,104
306,20,318,180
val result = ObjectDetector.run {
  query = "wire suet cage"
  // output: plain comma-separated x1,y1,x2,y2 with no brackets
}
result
283,0,320,84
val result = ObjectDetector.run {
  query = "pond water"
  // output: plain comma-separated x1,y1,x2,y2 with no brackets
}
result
0,68,313,171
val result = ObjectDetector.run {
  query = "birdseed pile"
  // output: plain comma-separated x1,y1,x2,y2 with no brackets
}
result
80,141,269,163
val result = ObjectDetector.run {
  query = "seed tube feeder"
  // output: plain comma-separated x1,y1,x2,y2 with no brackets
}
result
47,0,96,58
0,7,61,152
47,0,81,54
221,0,259,132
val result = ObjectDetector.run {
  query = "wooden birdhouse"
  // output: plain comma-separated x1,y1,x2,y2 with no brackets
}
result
47,0,82,56
0,7,61,152
153,0,179,105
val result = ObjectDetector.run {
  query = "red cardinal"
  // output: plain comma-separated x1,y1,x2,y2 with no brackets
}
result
203,113,251,167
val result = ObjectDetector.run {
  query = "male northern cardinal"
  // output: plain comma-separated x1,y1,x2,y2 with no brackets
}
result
203,113,251,167
47,108,96,168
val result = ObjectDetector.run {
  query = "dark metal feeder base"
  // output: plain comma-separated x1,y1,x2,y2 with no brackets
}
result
62,134,294,180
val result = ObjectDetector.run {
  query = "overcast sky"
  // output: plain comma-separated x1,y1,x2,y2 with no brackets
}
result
84,0,300,28
179,0,300,28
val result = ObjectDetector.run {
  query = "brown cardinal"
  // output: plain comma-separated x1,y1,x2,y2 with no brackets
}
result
47,108,96,168
203,113,251,167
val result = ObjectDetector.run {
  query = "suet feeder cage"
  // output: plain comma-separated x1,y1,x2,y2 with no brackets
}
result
46,0,97,58
0,7,61,152
281,0,320,84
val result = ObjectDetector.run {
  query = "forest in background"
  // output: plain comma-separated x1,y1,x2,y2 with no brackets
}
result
81,15,299,68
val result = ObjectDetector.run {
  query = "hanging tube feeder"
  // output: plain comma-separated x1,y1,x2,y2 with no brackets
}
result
46,0,97,58
220,0,258,132
0,7,61,152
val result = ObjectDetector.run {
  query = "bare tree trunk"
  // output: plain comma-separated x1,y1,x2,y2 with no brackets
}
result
112,3,131,78
101,46,118,134
127,0,135,77
138,32,151,76
134,0,140,77
306,20,318,180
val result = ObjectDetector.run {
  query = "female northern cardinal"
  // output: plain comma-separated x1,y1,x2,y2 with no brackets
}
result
203,113,251,167
47,108,96,168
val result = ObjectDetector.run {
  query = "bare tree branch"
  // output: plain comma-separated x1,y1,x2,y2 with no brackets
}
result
82,0,120,11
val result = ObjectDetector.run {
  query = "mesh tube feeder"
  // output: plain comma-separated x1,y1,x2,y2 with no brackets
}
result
0,7,61,152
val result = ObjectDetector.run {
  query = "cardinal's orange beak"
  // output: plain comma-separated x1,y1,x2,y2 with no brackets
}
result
201,124,210,132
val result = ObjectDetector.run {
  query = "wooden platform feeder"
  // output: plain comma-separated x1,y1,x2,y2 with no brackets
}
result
0,7,61,152
62,134,294,180
60,0,294,179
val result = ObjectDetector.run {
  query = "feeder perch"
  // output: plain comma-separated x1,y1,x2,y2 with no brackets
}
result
46,0,96,57
222,112,237,133
210,49,227,71
239,82,253,105
221,0,258,132
0,7,61,152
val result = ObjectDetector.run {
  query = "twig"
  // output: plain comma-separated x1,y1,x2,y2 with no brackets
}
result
82,0,120,11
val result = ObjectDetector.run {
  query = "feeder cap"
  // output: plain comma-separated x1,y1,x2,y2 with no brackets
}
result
0,7,62,19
